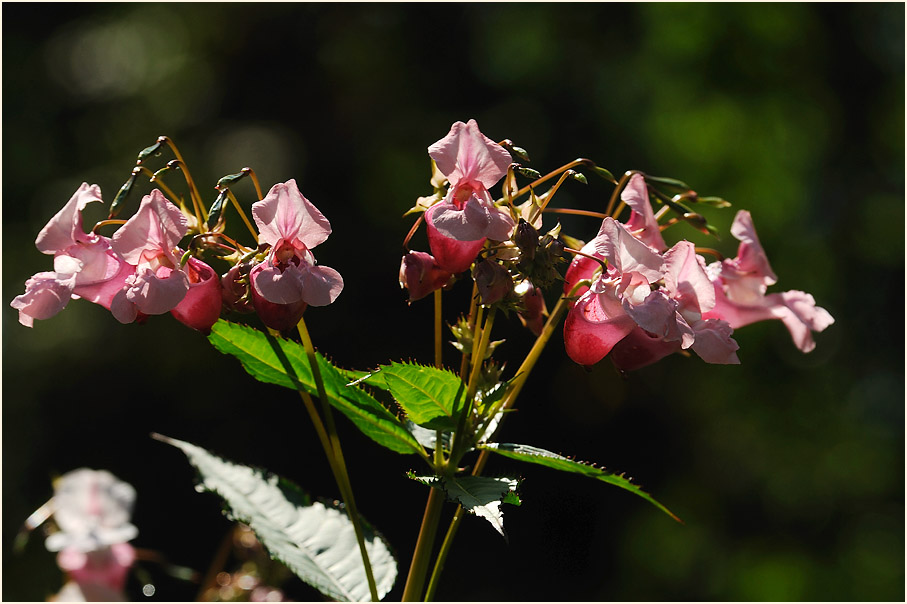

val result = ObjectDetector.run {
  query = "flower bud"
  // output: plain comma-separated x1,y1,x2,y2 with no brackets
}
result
399,251,452,302
473,258,513,306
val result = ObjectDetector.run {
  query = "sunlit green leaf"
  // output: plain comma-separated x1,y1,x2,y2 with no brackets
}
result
208,320,424,456
380,362,464,430
479,443,681,523
156,435,397,601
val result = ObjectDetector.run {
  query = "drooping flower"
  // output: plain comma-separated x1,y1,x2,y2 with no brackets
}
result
398,251,452,302
425,120,515,273
11,183,132,327
109,189,193,323
703,210,834,352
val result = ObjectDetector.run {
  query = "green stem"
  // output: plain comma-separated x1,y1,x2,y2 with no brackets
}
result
296,318,380,602
401,486,446,602
433,289,443,369
425,297,570,600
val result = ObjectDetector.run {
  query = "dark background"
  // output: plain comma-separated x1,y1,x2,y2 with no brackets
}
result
3,3,903,601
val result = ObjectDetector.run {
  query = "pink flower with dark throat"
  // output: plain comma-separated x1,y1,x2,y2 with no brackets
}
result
250,179,343,320
425,120,515,272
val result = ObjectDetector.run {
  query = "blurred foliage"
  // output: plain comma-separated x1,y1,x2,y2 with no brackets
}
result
3,3,903,601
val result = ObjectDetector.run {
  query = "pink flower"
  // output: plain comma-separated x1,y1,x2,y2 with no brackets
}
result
45,469,138,554
399,251,453,302
563,219,739,369
425,120,514,272
11,183,131,327
250,179,343,308
563,219,664,367
703,210,834,352
109,189,192,323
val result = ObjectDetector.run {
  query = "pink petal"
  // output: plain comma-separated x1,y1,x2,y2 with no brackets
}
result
588,218,663,283
252,179,332,250
123,266,190,315
622,174,667,252
249,274,308,332
10,271,75,327
690,319,740,364
73,259,134,311
425,205,487,273
704,283,834,353
35,183,103,254
609,327,682,371
171,257,223,332
662,240,715,314
111,190,187,265
299,264,344,307
251,263,306,305
110,288,138,324
484,203,516,241
563,289,636,367
728,210,777,286
428,196,491,242
428,119,512,189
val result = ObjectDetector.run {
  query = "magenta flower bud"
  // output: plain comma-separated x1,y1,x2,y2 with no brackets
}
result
516,280,547,336
171,256,222,333
249,263,308,332
399,251,453,302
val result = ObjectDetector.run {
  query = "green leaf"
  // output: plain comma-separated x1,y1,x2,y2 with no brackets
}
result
409,474,521,538
593,166,618,184
208,320,424,456
155,434,397,602
479,443,681,523
380,362,464,430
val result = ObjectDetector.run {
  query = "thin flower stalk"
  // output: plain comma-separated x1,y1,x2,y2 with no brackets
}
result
296,318,379,602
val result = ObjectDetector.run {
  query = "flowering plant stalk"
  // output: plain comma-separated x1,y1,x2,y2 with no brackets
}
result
14,122,833,601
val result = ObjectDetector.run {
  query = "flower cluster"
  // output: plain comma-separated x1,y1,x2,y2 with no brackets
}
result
12,164,343,334
43,469,139,602
400,122,834,372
